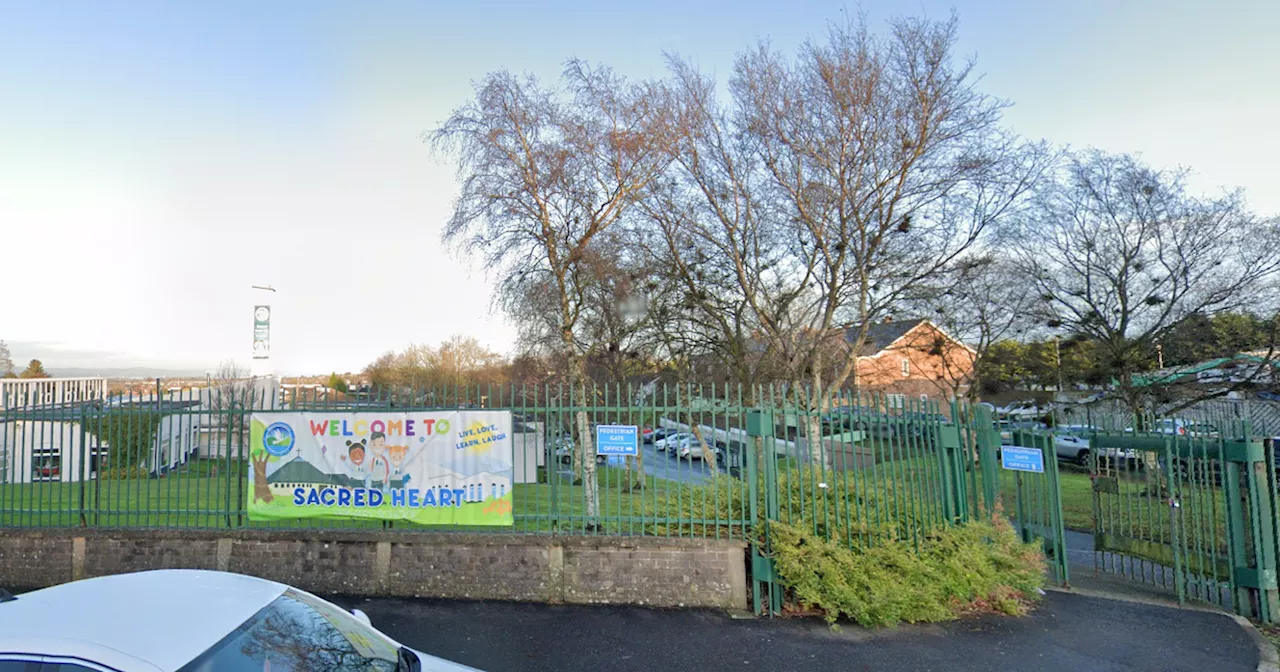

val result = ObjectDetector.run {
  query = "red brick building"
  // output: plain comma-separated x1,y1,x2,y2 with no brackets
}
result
848,319,975,402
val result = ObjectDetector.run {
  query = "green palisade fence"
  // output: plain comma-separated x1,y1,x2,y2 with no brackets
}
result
0,384,966,538
0,381,1075,615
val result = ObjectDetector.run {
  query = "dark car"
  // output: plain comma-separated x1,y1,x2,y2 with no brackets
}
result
644,427,677,444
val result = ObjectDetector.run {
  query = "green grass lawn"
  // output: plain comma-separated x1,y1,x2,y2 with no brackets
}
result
1,451,1236,575
994,466,1097,532
0,459,755,538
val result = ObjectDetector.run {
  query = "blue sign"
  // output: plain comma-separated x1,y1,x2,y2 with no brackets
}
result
596,425,639,456
1001,446,1045,473
263,422,295,457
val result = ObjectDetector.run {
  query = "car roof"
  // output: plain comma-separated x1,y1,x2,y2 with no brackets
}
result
0,570,287,671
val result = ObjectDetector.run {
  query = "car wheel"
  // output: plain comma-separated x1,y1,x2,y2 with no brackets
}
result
595,455,607,465
1077,449,1090,467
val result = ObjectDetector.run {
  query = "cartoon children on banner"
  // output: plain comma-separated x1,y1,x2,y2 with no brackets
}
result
388,444,410,487
344,438,371,488
369,431,395,493
330,430,421,493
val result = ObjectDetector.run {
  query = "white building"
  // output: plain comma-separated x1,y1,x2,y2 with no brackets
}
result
150,412,203,474
0,411,204,483
0,420,102,484
0,378,107,411
0,380,205,483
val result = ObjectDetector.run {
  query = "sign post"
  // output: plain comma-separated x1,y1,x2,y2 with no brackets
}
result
1000,445,1045,473
596,425,639,457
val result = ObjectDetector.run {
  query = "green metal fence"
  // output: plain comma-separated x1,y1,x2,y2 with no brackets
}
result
1081,423,1280,620
0,381,1024,615
993,428,1070,587
995,407,1280,623
0,383,756,537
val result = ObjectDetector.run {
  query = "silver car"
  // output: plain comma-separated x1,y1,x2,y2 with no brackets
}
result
0,569,480,671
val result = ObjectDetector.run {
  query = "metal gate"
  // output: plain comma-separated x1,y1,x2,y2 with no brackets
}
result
988,428,1070,587
1002,419,1280,622
1084,424,1279,620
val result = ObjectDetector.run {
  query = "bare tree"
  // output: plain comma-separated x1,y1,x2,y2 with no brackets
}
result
0,340,14,378
207,360,251,456
362,338,509,403
431,61,673,520
1013,150,1280,419
633,57,786,399
431,335,508,392
643,14,1050,462
913,252,1039,400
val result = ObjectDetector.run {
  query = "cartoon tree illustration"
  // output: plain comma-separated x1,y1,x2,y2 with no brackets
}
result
251,449,275,504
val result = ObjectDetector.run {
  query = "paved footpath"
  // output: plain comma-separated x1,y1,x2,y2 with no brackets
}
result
331,590,1262,672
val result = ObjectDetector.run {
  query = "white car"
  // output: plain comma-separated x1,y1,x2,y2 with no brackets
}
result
1052,430,1137,466
654,433,694,452
675,439,721,462
0,569,480,671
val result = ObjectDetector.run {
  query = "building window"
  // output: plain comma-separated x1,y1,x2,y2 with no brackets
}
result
32,447,61,482
901,358,911,377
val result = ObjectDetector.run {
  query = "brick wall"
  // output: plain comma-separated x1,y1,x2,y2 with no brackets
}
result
0,534,72,589
228,538,380,595
560,540,744,607
388,538,552,601
0,529,748,610
83,537,218,579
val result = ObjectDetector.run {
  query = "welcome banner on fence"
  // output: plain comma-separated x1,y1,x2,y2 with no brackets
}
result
247,411,514,526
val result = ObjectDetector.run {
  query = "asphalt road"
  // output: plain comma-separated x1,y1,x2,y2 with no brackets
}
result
331,591,1259,672
637,440,722,484
1062,528,1237,607
555,441,723,485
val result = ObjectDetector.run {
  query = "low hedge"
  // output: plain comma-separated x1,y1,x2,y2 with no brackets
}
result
770,510,1045,627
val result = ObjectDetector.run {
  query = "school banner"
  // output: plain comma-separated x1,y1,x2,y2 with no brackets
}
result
248,411,514,526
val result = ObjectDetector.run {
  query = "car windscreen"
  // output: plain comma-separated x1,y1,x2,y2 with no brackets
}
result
178,589,401,671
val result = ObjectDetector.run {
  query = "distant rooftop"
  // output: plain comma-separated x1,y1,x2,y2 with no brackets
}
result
846,319,927,355
0,398,203,421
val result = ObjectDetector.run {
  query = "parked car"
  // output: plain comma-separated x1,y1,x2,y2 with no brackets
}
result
1050,429,1137,467
0,569,481,671
552,437,607,465
891,412,949,444
995,419,1043,446
655,432,694,453
1124,419,1220,438
665,434,699,456
644,427,677,445
848,410,898,439
675,439,724,462
554,446,608,465
1053,431,1092,464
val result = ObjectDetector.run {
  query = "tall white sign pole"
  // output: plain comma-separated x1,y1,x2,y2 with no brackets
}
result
250,285,276,379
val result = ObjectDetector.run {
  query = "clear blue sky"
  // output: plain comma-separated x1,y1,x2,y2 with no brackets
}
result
2,0,1277,375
